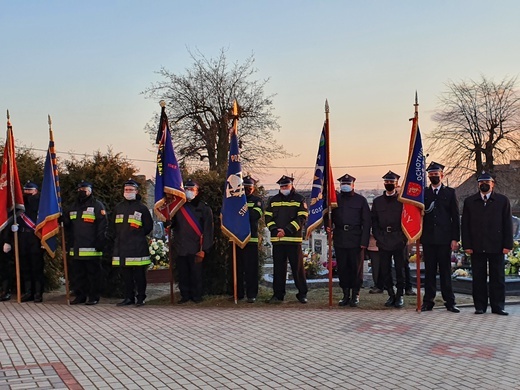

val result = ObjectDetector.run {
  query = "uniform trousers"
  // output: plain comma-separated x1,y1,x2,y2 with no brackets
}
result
73,258,101,301
471,252,505,312
236,243,259,299
422,244,455,307
368,250,383,289
379,247,406,296
0,251,13,293
272,244,308,299
335,247,362,292
19,243,45,295
121,266,147,302
177,254,203,300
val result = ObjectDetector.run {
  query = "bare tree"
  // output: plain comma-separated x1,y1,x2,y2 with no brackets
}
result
428,76,520,178
142,48,283,174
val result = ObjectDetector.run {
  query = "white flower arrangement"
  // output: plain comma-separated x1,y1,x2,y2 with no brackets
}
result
148,238,169,270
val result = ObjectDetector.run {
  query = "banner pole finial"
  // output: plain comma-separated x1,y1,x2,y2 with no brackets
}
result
159,100,166,108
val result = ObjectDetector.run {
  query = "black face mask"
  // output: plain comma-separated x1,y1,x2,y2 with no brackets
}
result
429,176,440,185
78,190,89,200
479,183,491,193
384,183,395,192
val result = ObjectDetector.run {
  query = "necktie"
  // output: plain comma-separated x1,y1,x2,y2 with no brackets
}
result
483,194,488,204
434,189,438,196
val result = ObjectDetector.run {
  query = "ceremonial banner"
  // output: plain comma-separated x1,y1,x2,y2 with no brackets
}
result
398,110,425,242
221,101,251,248
306,123,337,239
35,130,61,257
0,119,24,232
154,102,186,221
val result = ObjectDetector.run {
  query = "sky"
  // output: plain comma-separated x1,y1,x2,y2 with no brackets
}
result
1,1,520,190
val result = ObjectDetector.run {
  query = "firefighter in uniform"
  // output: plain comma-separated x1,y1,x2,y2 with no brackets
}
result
171,179,214,304
371,171,407,308
0,222,14,301
19,181,45,303
329,174,371,307
235,175,264,303
111,179,154,306
462,172,513,315
421,162,460,313
63,181,108,305
265,175,309,304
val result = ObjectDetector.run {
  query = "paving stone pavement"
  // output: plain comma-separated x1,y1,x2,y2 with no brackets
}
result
1,301,520,389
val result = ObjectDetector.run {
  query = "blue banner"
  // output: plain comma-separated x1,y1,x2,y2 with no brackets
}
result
221,125,251,248
154,105,186,221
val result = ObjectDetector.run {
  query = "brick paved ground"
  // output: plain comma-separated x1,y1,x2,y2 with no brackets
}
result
1,300,520,389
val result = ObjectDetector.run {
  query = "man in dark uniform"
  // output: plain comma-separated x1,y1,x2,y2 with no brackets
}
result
111,179,154,306
421,162,460,313
171,179,214,304
19,181,45,303
265,175,309,303
63,181,108,305
329,174,371,307
462,172,513,315
0,223,14,301
371,171,408,308
235,175,263,303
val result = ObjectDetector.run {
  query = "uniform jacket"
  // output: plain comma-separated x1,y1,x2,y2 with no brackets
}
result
329,191,371,249
247,193,264,244
171,196,214,256
371,192,407,251
19,194,41,253
461,191,513,254
422,185,460,245
63,195,108,259
265,189,308,245
111,196,153,266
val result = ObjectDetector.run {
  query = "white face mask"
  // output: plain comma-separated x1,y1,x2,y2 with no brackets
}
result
124,192,136,201
280,189,291,196
340,184,352,193
186,190,196,201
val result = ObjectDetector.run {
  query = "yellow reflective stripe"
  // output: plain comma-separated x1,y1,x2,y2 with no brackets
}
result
271,236,302,243
249,237,259,243
291,221,300,230
70,248,102,257
115,218,124,223
264,211,273,217
270,201,301,207
112,257,151,266
298,211,308,217
253,207,263,216
112,259,120,266
266,221,276,228
128,218,143,226
70,215,77,220
82,214,95,220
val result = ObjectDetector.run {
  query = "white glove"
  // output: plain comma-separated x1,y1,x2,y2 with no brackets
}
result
11,225,18,232
3,243,11,253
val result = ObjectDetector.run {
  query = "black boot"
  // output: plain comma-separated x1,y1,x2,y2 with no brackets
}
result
0,280,10,301
349,291,360,307
338,289,350,306
394,295,405,308
33,282,43,303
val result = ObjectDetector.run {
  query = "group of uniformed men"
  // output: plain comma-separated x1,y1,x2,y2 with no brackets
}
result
0,163,514,314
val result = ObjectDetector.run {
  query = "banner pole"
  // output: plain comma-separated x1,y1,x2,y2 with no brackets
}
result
168,228,175,304
416,241,422,312
324,101,334,308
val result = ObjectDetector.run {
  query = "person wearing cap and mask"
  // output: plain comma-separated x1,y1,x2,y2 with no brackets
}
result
265,175,309,303
171,179,214,303
63,181,108,305
327,174,370,307
235,175,264,303
371,171,408,308
18,181,45,302
462,172,513,315
111,179,154,307
421,162,460,313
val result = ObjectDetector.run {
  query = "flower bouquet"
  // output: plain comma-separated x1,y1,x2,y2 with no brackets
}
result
149,238,169,270
505,240,520,275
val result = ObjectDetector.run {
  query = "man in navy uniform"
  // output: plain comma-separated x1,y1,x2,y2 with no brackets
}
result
329,174,371,307
421,162,460,313
235,175,263,303
371,171,408,308
265,175,309,303
462,172,513,315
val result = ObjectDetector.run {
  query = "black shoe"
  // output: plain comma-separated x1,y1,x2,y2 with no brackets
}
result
21,293,34,303
405,288,417,296
446,305,460,313
475,309,485,314
267,295,283,304
421,304,433,312
394,296,405,308
34,295,43,303
349,295,360,307
70,297,87,305
135,300,145,307
338,295,350,307
85,299,99,306
369,288,384,294
116,298,134,306
177,297,190,304
247,297,256,303
296,293,308,304
0,292,11,301
492,309,509,316
192,297,203,303
384,296,396,307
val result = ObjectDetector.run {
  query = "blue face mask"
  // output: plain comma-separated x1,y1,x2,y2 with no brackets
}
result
340,184,352,193
280,189,291,196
